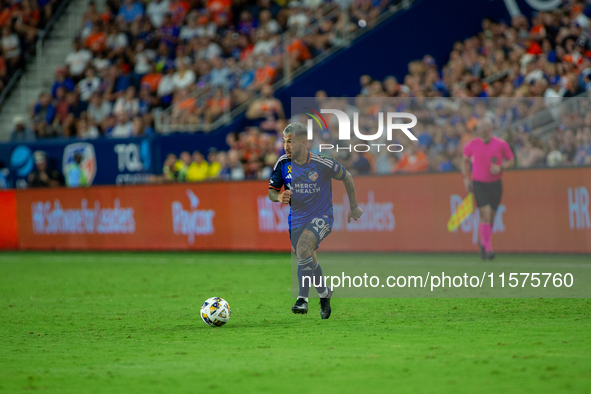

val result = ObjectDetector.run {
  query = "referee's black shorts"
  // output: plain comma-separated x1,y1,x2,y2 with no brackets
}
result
473,180,503,211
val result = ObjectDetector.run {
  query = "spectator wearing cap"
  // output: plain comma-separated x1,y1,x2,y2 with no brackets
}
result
28,151,63,188
10,115,36,142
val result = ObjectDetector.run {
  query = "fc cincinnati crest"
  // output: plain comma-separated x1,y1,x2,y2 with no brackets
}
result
309,171,318,181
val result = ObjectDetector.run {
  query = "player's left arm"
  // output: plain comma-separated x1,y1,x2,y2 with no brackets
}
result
326,157,363,222
342,170,364,223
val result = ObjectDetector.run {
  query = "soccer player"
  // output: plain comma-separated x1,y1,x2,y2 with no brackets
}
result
268,122,364,319
461,118,514,260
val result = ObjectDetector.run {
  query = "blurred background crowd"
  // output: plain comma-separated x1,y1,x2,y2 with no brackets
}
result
9,0,390,140
5,0,591,187
1,0,65,96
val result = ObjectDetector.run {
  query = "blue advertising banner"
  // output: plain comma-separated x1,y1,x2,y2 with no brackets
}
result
0,136,156,187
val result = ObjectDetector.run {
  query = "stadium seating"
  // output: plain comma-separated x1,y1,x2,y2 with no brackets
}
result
0,0,66,98
162,5,591,182
17,0,394,140
5,0,591,186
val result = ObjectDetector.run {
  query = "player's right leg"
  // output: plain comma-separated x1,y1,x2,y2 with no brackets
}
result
291,228,318,314
312,251,333,319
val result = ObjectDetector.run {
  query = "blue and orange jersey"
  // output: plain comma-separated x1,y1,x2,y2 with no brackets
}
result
269,152,347,229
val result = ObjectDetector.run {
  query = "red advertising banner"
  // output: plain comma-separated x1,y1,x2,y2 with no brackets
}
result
10,168,591,253
0,190,18,249
325,168,591,253
15,182,289,251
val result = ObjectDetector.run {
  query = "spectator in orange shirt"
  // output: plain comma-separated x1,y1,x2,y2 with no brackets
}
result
85,22,106,53
171,88,199,125
205,88,231,123
140,66,163,94
392,143,429,173
0,2,14,27
206,0,232,24
254,61,277,86
287,35,311,69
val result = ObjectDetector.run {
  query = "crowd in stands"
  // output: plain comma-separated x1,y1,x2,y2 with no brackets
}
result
12,0,393,140
9,0,591,186
159,0,591,184
1,0,64,96
160,92,591,185
156,121,286,182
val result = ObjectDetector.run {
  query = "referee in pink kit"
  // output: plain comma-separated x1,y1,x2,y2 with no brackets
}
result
461,119,515,260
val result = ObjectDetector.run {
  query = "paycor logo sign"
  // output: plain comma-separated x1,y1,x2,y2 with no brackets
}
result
305,108,417,153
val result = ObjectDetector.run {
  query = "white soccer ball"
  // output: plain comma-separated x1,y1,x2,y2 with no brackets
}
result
200,297,231,327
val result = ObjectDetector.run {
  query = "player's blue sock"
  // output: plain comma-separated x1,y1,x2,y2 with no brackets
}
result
297,256,314,300
313,263,329,298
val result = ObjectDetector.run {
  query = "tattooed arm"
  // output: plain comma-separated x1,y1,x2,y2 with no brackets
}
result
268,188,292,204
268,189,279,202
343,170,363,223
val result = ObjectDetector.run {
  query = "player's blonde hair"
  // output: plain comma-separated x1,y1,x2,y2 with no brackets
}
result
283,122,307,139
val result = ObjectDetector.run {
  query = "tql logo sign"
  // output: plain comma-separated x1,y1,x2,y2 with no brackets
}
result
305,108,417,153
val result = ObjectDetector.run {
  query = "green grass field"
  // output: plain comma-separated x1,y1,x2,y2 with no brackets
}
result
1,252,590,393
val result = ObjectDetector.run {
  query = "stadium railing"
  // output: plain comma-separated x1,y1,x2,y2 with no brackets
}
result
34,0,75,85
0,0,72,113
496,92,589,138
154,0,415,134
